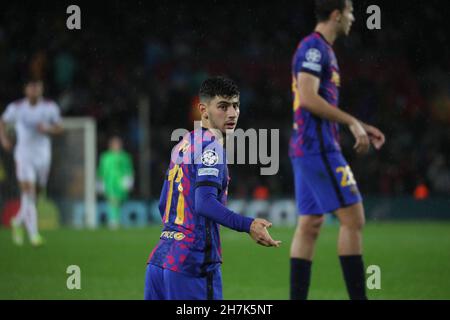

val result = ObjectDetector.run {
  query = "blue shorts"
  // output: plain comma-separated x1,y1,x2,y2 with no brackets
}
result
291,152,362,215
144,264,223,300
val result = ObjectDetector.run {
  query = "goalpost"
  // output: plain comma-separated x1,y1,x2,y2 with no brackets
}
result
52,117,97,228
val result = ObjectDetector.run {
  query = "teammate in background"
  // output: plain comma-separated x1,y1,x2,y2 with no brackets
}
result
289,0,385,299
97,136,134,229
0,79,63,246
145,76,281,300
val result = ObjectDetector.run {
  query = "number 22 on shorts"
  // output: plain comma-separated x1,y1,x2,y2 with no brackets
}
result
336,165,356,187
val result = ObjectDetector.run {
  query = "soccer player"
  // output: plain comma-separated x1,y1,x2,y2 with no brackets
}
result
0,79,63,246
97,136,134,229
289,0,385,300
145,76,281,300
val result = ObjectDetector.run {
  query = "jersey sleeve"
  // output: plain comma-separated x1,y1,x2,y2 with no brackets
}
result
49,103,62,125
293,38,328,78
194,142,225,191
195,185,254,233
1,103,17,124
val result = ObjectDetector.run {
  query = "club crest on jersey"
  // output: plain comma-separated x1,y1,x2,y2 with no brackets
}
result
306,48,321,63
174,232,185,241
201,150,219,166
331,70,341,87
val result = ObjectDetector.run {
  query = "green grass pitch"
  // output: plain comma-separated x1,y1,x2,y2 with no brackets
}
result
1,222,450,299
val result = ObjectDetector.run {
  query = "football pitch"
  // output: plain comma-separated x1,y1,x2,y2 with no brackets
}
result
1,222,450,300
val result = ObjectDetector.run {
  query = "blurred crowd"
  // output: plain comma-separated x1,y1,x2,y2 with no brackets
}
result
0,1,449,199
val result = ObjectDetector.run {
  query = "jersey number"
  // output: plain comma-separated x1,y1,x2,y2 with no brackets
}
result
336,165,356,187
164,164,185,225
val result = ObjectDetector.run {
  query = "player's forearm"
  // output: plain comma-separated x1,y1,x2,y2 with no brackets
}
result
46,124,64,135
195,186,254,233
301,93,358,126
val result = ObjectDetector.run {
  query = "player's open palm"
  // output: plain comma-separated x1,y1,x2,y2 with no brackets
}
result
349,121,370,154
249,218,282,247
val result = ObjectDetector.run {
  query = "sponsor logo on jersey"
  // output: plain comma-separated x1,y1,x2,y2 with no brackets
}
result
198,168,219,177
160,231,186,241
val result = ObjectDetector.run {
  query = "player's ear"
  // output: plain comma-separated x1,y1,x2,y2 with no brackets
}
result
331,9,341,22
198,102,208,119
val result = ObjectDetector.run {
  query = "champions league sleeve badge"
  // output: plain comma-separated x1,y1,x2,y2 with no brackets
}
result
201,150,219,166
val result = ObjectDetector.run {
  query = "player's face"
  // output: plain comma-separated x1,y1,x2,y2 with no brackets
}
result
24,82,44,100
340,1,355,36
110,137,123,151
205,95,240,134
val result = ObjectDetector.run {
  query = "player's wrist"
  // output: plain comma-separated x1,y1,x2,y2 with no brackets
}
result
347,116,360,127
243,217,255,233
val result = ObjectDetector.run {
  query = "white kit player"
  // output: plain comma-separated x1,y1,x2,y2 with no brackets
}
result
0,79,63,246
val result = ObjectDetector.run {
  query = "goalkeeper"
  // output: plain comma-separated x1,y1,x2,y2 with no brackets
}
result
97,136,134,229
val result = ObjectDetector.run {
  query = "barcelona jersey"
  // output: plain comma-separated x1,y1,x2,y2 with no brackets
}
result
147,127,229,276
289,32,362,214
289,31,342,157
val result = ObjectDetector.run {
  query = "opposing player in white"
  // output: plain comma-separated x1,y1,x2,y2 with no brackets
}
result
0,79,63,246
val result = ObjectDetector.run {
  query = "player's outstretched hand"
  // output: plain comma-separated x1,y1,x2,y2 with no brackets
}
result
249,218,282,248
349,121,370,154
364,124,385,150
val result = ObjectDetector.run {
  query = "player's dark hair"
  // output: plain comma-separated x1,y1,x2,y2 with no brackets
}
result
199,76,239,101
24,77,43,86
315,0,350,22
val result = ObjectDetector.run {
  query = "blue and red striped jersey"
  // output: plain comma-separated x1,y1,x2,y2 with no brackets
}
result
147,127,229,276
289,31,342,157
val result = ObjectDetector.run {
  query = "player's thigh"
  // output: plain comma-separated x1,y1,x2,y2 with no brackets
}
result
35,158,51,189
15,158,36,191
334,202,365,230
328,152,362,207
165,268,222,300
144,264,165,300
291,157,325,215
302,152,362,213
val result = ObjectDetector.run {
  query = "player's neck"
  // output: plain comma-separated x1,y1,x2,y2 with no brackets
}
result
314,23,337,45
27,97,41,106
200,120,225,146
